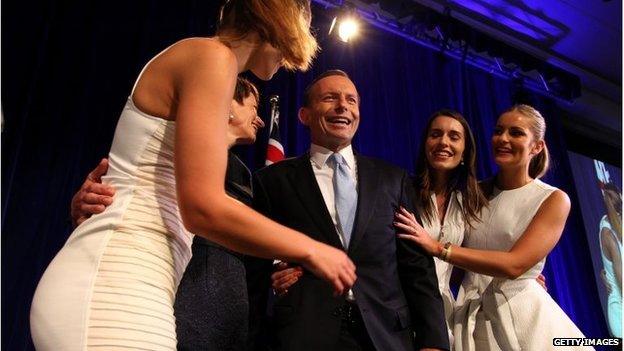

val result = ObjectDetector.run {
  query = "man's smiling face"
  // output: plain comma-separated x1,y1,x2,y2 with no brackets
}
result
299,75,360,151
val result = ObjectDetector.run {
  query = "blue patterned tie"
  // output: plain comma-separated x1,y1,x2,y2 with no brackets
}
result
329,153,358,248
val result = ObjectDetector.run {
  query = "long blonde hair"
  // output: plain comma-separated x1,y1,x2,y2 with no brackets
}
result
218,0,318,71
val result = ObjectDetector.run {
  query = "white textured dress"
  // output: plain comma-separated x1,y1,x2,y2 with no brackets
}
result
30,98,193,350
422,191,465,346
453,179,592,351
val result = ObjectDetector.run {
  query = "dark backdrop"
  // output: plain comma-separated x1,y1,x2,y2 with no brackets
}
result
2,1,609,349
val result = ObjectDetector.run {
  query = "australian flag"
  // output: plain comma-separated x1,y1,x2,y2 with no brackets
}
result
265,95,284,166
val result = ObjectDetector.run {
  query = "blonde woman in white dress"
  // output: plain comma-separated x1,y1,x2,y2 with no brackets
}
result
395,104,591,350
29,1,356,350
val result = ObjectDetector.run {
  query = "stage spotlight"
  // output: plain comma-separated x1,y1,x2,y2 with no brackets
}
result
328,7,360,43
338,17,359,42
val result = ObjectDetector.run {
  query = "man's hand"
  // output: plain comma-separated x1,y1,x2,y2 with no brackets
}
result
272,262,304,297
70,158,115,228
536,273,547,291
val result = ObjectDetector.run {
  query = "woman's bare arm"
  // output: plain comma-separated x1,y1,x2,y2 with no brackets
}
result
396,190,571,279
170,40,355,292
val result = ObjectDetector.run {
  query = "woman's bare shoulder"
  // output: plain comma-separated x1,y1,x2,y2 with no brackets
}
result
164,37,237,74
132,38,237,118
545,188,570,207
534,188,571,220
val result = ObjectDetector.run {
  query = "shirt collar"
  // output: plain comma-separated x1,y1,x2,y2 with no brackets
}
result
310,143,355,170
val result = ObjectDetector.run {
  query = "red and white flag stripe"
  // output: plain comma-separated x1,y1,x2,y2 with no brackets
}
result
265,138,284,166
265,95,285,166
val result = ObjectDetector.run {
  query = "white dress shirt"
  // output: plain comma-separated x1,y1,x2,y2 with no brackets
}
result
309,143,358,248
309,143,358,301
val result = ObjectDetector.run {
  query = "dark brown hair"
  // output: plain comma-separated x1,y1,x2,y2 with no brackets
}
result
302,69,357,107
233,76,258,105
414,109,487,227
218,0,318,71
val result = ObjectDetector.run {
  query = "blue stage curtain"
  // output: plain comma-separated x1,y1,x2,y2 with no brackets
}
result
2,2,609,349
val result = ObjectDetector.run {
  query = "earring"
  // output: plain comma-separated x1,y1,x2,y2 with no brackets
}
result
460,159,465,166
228,113,234,121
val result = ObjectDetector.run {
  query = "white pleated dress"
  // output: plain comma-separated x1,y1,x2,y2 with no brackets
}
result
453,179,592,351
30,98,193,350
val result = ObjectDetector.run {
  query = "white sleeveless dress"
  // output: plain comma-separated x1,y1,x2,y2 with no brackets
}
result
30,98,193,350
422,191,465,348
453,179,592,351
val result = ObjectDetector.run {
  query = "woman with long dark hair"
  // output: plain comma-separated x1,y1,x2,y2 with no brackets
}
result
409,109,486,342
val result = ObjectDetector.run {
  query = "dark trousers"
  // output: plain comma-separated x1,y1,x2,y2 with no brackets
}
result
336,302,376,351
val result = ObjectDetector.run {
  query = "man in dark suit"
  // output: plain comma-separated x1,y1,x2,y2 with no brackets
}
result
251,70,448,351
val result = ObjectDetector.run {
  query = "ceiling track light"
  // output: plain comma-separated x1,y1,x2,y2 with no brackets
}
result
312,0,581,102
328,3,361,43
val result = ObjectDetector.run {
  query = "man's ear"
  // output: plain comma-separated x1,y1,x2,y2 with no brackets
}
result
298,107,310,126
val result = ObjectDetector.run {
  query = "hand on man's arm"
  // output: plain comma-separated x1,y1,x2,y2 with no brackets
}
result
71,158,115,228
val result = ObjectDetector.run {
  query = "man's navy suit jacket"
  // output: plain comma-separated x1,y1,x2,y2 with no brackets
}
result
250,152,449,351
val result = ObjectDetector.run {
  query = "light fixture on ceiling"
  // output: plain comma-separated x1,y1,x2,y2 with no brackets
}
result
328,4,360,43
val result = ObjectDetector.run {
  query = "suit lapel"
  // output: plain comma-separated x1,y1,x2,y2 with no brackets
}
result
348,155,381,254
287,153,344,249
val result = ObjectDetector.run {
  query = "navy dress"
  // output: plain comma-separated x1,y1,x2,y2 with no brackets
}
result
174,152,253,350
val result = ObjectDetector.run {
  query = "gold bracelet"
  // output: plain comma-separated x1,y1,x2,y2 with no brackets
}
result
439,244,447,260
439,242,452,261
